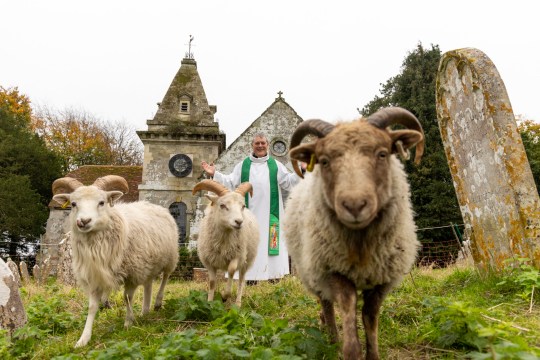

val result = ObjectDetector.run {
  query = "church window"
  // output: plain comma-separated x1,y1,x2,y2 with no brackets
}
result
180,101,189,113
169,202,187,244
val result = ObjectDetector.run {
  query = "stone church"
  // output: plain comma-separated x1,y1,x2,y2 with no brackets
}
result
43,53,303,258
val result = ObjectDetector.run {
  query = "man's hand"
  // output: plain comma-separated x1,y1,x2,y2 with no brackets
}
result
201,161,215,177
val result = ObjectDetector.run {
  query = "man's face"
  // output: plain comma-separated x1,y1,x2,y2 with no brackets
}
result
252,136,269,157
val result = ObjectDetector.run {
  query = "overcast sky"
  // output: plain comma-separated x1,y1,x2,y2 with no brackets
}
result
2,1,538,145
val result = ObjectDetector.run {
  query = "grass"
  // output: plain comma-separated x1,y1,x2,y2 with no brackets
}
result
3,260,540,359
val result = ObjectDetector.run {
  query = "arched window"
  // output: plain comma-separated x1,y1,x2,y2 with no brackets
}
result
169,202,187,244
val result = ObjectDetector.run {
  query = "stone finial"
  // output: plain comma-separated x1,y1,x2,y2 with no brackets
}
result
436,47,540,269
0,258,27,333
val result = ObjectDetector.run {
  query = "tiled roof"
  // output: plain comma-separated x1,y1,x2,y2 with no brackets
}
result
49,165,142,208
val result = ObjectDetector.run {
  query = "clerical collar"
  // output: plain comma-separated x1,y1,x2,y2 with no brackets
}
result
250,153,269,163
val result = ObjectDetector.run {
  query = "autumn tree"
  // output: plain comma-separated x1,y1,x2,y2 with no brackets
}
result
32,105,143,172
361,44,463,242
0,87,63,258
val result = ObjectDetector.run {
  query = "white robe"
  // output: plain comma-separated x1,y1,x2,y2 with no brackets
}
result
213,154,300,280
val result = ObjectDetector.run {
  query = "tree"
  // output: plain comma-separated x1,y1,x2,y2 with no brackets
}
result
0,88,63,258
361,44,463,242
32,105,143,172
519,118,540,192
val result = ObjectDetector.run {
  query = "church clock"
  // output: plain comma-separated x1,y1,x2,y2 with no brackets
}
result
169,154,193,177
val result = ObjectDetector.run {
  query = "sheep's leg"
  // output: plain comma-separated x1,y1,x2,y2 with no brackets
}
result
75,289,102,347
142,280,152,315
362,284,391,360
330,273,361,360
154,271,171,310
224,258,239,301
207,267,217,302
235,269,246,307
319,297,338,343
124,285,137,327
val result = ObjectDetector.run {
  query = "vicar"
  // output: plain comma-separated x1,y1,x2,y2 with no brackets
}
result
201,133,303,282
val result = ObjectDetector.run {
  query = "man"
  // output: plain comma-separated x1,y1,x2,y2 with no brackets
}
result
201,133,302,281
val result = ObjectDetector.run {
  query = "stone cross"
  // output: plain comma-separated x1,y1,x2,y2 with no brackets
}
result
436,47,540,269
0,258,27,333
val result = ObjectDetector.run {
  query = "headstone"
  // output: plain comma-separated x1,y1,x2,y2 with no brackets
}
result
19,261,30,284
6,259,21,287
33,265,40,282
57,233,76,286
436,47,540,269
0,258,27,333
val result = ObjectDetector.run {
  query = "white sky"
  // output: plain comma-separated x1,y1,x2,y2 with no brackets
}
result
1,1,538,146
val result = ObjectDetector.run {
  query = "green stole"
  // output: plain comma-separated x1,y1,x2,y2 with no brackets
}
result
241,156,280,256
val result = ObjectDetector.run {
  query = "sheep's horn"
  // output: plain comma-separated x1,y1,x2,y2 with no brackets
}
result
289,119,335,177
52,177,84,195
235,182,253,198
367,107,425,164
93,175,129,194
192,179,230,197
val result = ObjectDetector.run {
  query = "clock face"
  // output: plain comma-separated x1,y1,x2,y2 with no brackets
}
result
271,140,287,156
169,154,193,177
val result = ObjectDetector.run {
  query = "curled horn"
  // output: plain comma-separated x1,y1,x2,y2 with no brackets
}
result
93,175,129,194
367,107,425,164
235,182,253,198
289,119,335,177
192,179,230,197
52,177,84,195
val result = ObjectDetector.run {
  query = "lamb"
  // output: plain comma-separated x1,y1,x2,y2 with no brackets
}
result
52,175,179,348
192,179,259,307
283,107,424,360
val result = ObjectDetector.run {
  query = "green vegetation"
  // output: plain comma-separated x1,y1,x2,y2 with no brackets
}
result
2,262,539,359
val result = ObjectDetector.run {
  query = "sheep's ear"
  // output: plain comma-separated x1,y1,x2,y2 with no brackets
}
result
107,190,124,207
53,194,71,208
289,142,317,164
205,194,219,205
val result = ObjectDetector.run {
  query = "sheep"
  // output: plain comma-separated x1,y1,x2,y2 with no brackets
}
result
52,175,179,348
192,179,259,307
283,107,424,360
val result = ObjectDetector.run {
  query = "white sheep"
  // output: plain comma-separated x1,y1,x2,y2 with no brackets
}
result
283,107,424,360
52,175,179,348
192,179,259,307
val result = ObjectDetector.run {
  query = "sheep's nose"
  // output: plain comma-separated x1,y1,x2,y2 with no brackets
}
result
341,198,367,218
77,218,91,228
234,219,243,227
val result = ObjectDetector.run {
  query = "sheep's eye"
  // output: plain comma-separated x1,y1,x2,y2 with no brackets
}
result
241,205,246,210
71,202,77,207
319,158,330,167
378,151,388,160
98,201,105,206
220,204,228,210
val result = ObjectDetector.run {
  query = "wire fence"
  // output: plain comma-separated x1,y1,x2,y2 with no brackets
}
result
1,223,470,282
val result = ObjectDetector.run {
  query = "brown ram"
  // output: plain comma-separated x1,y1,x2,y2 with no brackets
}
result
283,107,424,360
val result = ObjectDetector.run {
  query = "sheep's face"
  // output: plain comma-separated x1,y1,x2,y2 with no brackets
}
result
290,121,422,230
53,186,124,234
206,193,247,230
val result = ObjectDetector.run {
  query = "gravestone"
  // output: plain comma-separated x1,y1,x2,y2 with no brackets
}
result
6,259,21,287
19,261,30,284
436,47,540,269
0,258,27,333
57,233,76,286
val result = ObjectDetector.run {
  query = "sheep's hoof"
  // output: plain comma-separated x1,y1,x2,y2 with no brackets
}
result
75,336,89,348
101,300,111,309
154,304,162,311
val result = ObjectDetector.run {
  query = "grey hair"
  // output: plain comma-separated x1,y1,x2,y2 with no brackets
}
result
251,133,268,145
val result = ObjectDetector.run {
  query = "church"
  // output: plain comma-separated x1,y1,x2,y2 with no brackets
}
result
44,51,303,256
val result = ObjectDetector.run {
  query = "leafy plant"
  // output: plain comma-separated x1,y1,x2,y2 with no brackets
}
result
497,256,540,307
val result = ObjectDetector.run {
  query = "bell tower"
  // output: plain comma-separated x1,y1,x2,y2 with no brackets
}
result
137,40,225,244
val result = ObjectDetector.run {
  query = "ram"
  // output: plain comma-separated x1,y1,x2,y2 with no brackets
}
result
52,175,179,347
283,107,424,360
192,179,259,306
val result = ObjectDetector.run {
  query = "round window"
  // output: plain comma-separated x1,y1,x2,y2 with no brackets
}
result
271,139,288,157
